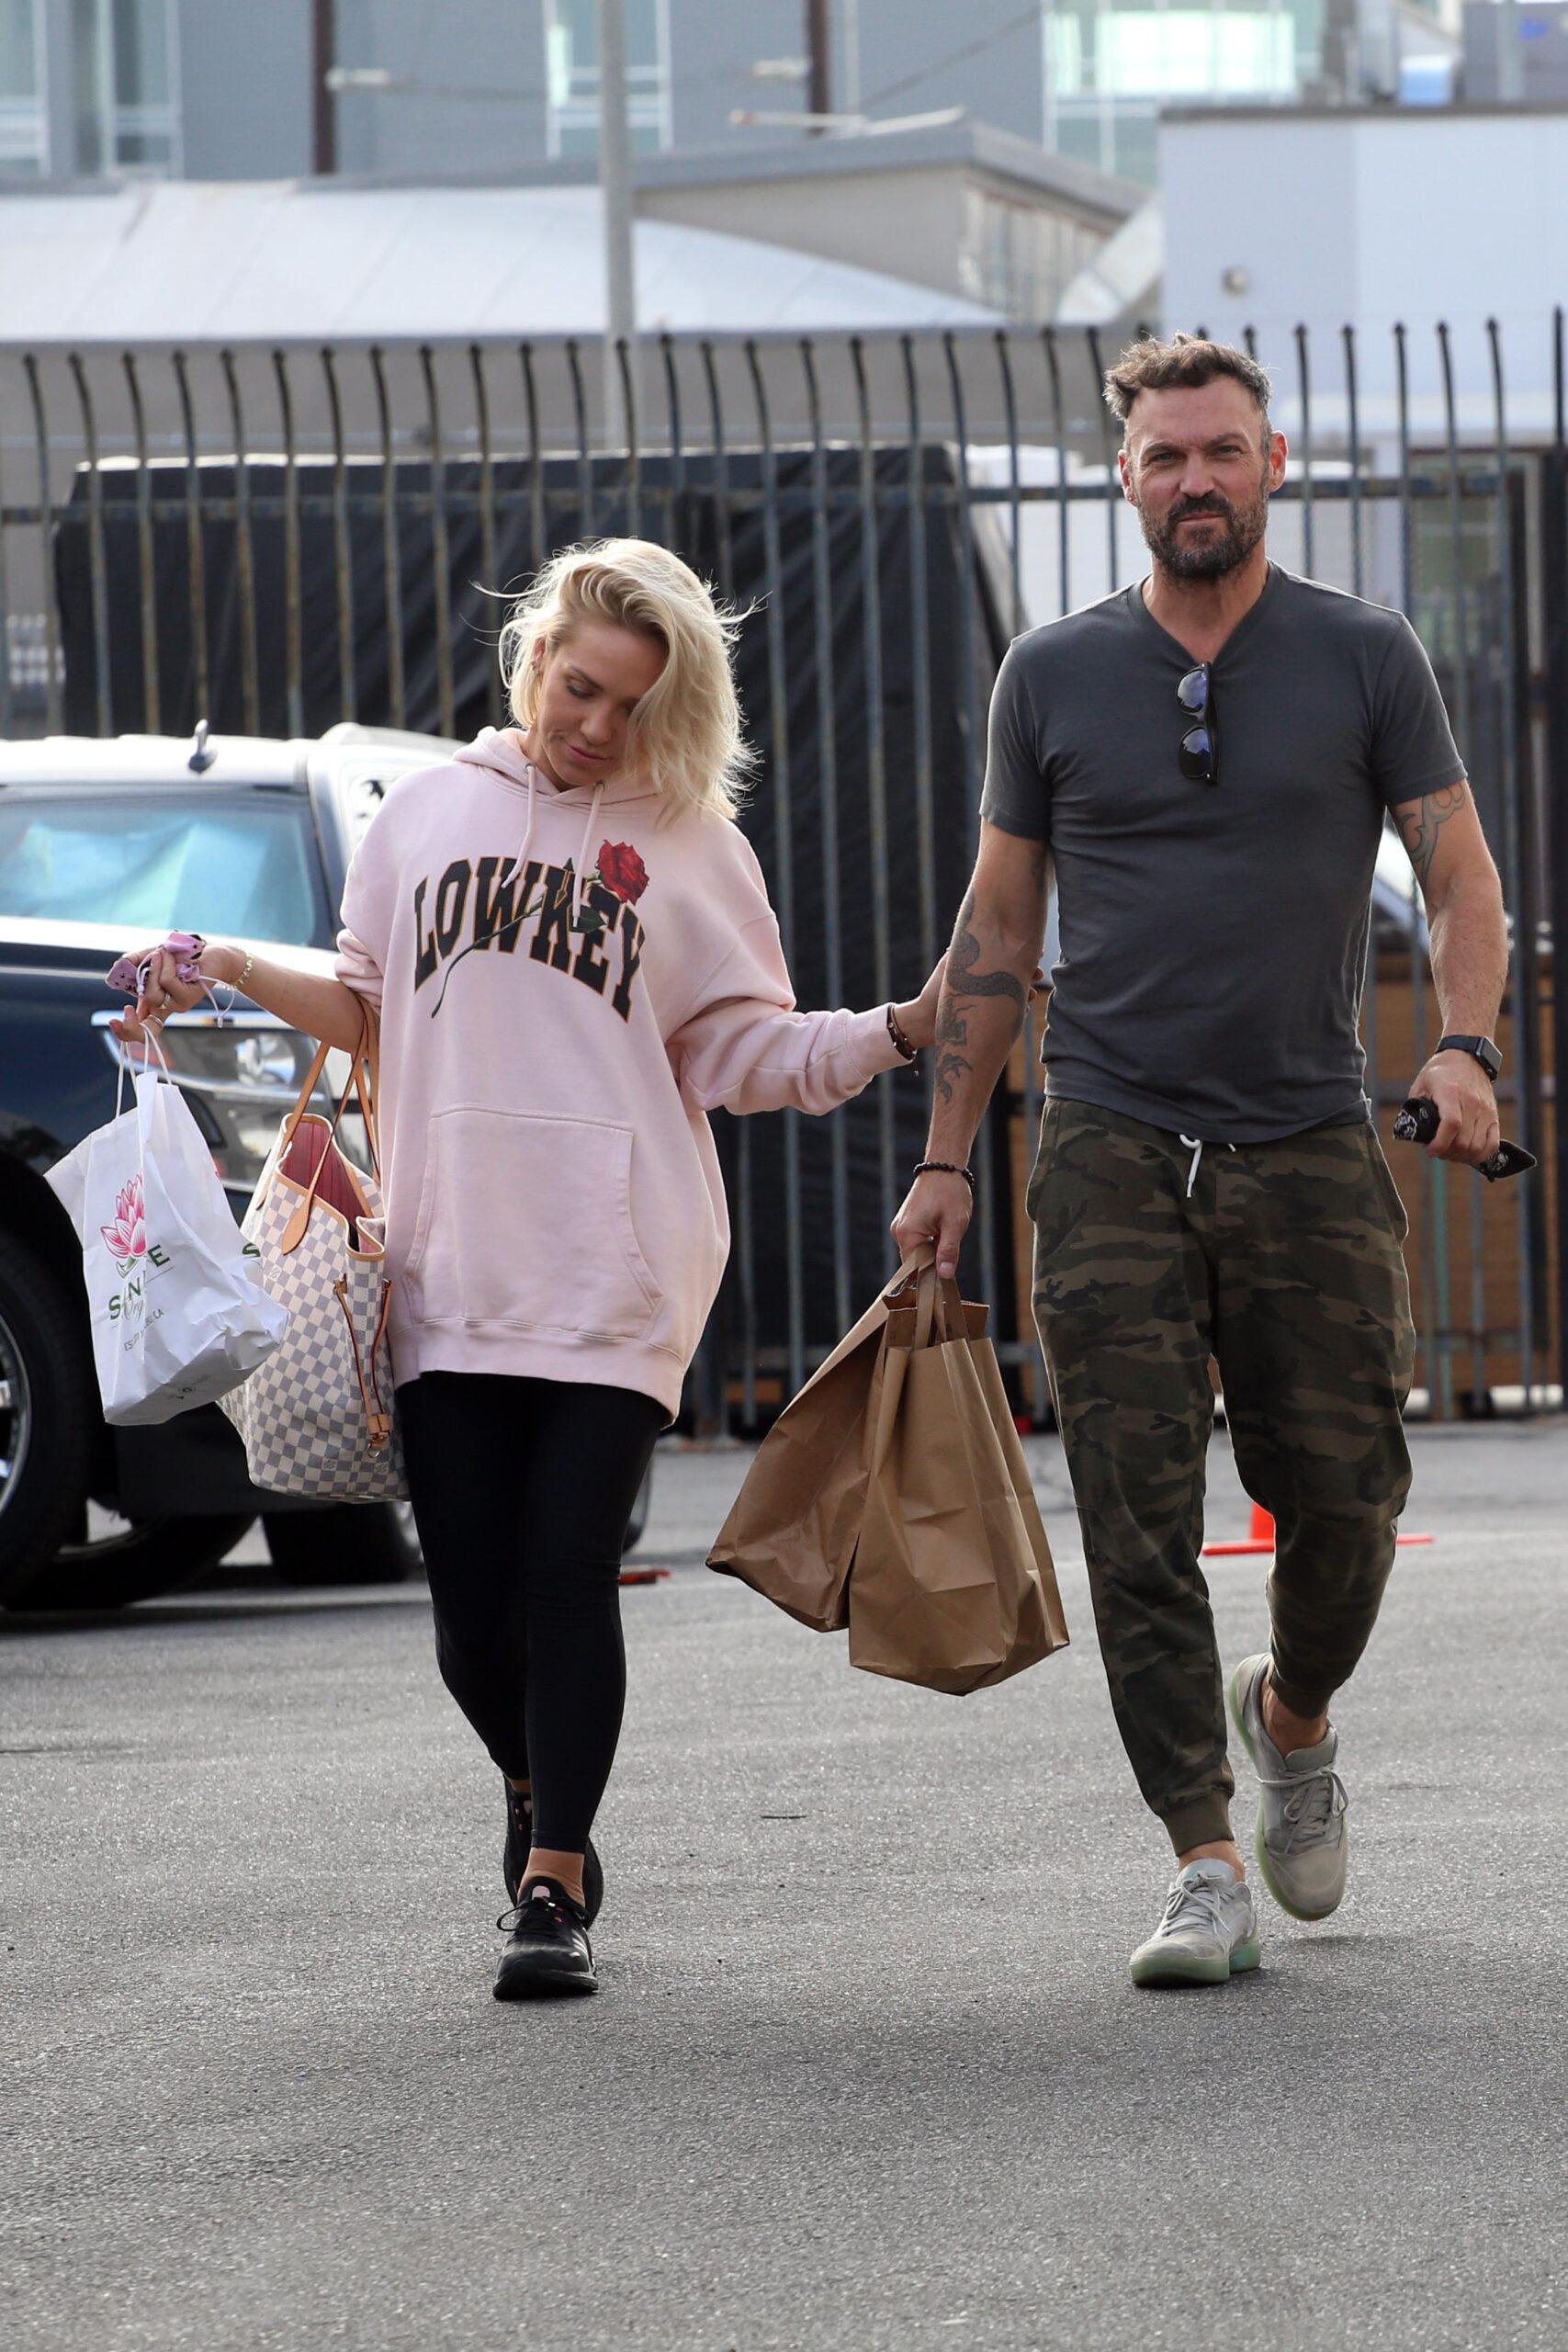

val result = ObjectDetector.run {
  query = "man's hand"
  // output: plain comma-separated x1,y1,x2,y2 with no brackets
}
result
1409,1049,1500,1168
891,1169,973,1281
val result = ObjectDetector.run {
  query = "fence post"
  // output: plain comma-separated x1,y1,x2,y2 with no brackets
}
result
171,348,209,730
1542,310,1568,1399
744,336,806,1400
122,349,160,736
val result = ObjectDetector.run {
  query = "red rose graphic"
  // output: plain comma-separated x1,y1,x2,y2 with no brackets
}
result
596,841,649,904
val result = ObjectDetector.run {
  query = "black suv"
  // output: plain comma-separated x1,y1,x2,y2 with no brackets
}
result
0,721,453,1609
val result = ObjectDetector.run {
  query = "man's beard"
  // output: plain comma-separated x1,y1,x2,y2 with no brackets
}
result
1137,472,1270,581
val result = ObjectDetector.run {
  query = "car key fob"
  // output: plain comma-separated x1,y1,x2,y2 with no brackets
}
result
1393,1096,1536,1182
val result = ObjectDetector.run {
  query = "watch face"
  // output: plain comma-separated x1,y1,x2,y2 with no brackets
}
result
1444,1034,1501,1080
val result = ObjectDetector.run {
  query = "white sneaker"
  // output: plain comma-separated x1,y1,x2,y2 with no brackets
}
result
1128,1860,1262,1988
1228,1654,1348,1922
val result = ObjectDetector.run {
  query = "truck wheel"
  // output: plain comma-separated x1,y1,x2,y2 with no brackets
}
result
263,1499,423,1586
21,1513,254,1611
0,1229,97,1605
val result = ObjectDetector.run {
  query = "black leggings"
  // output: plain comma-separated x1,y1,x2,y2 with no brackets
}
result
397,1373,664,1852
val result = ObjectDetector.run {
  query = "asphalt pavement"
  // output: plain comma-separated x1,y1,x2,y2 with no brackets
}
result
5,1420,1565,2351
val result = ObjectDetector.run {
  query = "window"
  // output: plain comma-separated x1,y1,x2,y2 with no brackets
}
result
960,186,1101,320
73,0,181,176
1044,0,1317,180
544,0,671,160
1049,3,1296,98
0,794,332,947
0,0,46,175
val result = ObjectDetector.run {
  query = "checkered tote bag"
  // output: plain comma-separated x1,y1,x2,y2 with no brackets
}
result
219,1023,407,1500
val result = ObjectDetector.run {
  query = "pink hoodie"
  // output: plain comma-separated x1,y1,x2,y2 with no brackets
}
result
336,729,907,1418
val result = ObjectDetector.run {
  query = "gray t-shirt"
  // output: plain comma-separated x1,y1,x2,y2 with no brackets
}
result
981,565,1465,1142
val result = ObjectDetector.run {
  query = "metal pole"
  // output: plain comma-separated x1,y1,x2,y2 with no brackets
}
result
1546,307,1568,1399
312,0,337,176
597,0,637,447
807,0,831,118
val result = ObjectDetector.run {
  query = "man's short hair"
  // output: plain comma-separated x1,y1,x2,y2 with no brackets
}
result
1103,333,1273,437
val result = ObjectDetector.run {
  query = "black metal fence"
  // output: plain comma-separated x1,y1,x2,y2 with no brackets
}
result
2,319,1562,1419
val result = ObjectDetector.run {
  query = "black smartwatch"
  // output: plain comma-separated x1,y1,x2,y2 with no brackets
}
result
1437,1033,1502,1083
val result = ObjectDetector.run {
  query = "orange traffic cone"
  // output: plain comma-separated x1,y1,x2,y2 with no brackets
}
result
1202,1501,1434,1558
1203,1502,1280,1556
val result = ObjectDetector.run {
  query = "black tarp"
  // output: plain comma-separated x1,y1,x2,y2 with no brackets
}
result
57,448,1018,1396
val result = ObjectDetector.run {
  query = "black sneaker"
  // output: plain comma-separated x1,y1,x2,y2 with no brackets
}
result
493,1877,597,2000
502,1779,604,1926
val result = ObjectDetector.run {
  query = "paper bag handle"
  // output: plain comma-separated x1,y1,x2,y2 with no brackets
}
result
880,1242,935,1308
910,1261,965,1351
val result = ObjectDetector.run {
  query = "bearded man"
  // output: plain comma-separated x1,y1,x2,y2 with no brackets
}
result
894,334,1508,1985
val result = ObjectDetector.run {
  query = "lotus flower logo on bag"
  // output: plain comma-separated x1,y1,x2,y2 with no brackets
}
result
99,1171,171,1333
100,1175,147,1274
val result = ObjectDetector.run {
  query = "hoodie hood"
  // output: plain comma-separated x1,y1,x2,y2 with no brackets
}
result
452,725,662,936
454,726,661,808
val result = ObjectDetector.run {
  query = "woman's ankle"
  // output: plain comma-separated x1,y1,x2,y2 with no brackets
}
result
525,1846,585,1910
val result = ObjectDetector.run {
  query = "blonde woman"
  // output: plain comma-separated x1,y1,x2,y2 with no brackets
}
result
115,538,942,2003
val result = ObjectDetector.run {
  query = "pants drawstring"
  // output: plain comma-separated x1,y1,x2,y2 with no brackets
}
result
1179,1134,1237,1198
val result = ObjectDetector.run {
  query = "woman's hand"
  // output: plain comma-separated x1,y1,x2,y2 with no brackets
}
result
893,956,946,1053
892,955,1046,1056
108,942,240,1045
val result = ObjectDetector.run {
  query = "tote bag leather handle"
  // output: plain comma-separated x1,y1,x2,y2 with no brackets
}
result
276,1008,383,1254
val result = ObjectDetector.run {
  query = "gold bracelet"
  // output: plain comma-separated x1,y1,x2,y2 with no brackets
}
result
234,948,256,994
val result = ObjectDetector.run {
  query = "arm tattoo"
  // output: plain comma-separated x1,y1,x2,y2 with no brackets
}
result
1397,782,1469,889
949,922,1029,1010
931,888,1030,1108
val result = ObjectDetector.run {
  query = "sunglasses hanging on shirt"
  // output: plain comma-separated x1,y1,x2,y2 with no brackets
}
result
1178,662,1219,786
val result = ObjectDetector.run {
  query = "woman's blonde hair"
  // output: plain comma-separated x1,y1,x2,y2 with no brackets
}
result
499,537,755,820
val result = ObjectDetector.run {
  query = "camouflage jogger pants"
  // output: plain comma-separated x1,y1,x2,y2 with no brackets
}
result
1028,1100,1416,1854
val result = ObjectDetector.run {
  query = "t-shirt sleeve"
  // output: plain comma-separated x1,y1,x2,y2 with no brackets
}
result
1371,615,1467,812
979,641,1050,841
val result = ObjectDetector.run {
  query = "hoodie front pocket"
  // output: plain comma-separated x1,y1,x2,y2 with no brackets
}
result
410,1106,662,1340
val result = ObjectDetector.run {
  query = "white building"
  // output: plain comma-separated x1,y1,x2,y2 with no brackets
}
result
1160,102,1568,441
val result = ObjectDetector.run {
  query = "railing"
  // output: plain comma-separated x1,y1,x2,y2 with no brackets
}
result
1,318,1562,1419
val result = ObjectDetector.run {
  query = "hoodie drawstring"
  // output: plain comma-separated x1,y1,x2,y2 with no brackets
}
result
506,770,602,929
1179,1134,1237,1199
572,784,604,925
506,763,538,899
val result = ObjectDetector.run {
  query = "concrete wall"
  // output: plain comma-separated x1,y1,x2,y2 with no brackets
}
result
1464,0,1568,102
175,0,313,179
326,0,807,175
853,0,1044,143
1160,109,1568,431
330,0,548,175
667,0,803,151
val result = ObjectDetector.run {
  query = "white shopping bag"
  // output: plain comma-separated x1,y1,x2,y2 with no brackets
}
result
46,1059,289,1426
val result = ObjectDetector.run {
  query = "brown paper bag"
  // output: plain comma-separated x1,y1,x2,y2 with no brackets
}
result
848,1267,1068,1696
705,1252,929,1630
